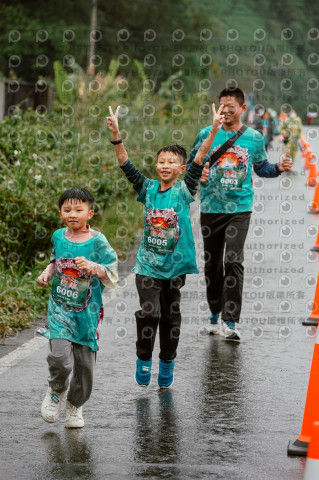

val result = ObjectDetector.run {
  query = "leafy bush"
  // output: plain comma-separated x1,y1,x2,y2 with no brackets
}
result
0,60,205,335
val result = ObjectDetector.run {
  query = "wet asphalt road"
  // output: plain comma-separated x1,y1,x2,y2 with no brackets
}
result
1,128,319,480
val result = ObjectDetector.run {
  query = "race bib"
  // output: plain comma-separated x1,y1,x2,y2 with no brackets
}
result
51,271,90,310
214,168,244,190
144,224,177,254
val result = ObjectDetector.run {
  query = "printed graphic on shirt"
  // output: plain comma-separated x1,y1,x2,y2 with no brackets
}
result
210,145,249,190
51,258,92,311
143,208,179,254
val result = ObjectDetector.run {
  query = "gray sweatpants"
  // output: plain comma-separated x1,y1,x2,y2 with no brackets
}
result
47,339,96,408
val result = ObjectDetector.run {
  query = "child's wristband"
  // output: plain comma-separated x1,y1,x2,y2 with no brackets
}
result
110,139,123,145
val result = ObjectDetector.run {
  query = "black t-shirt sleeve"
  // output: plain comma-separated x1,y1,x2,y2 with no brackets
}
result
120,159,146,194
184,160,204,195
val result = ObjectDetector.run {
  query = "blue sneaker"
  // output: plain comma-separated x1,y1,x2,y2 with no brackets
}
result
135,358,152,386
206,313,221,335
158,359,174,388
223,321,240,341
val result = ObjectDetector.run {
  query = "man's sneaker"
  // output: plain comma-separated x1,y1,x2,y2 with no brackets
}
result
206,313,221,335
135,358,152,386
41,387,65,423
158,359,174,388
223,321,240,341
65,400,84,428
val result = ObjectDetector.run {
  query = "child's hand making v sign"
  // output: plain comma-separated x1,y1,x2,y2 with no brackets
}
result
106,106,129,165
193,103,224,181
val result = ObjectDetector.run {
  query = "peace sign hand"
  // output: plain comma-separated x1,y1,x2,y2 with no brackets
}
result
193,102,225,167
106,105,121,133
211,103,225,131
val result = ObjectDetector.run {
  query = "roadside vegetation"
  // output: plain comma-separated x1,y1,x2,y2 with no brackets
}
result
0,60,206,336
1,0,318,336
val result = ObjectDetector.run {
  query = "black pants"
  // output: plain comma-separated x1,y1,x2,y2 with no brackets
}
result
135,274,186,361
200,212,251,323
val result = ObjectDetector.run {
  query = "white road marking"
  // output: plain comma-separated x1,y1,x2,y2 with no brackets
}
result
0,336,47,375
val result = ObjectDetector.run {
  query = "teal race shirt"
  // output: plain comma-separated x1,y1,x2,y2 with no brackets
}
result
132,179,198,279
42,228,118,351
189,126,267,213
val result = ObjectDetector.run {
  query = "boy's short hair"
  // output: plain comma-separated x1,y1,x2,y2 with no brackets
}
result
58,187,94,210
218,87,245,106
156,144,187,165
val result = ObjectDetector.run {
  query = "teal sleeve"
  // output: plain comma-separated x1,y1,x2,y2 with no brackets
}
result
49,234,56,262
95,235,118,288
136,178,151,204
252,131,268,163
49,247,56,263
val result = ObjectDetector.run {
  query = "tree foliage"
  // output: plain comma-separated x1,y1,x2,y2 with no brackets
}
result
0,0,318,114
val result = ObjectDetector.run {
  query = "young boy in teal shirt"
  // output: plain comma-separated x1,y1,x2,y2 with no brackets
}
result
37,187,118,428
106,104,223,388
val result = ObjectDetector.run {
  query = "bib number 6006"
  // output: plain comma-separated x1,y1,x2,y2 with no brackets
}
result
56,285,78,299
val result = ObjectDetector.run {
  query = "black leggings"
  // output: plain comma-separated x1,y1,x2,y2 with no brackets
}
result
135,274,186,361
200,212,251,323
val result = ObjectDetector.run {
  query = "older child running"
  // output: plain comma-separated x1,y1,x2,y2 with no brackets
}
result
37,187,118,428
106,104,223,388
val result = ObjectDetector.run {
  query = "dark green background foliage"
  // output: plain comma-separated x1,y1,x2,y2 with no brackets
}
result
0,0,318,334
1,0,318,114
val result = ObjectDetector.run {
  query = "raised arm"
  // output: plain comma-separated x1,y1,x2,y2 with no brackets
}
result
106,106,129,165
193,103,224,165
106,105,148,194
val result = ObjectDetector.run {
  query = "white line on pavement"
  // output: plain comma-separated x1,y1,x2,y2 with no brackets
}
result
0,336,48,375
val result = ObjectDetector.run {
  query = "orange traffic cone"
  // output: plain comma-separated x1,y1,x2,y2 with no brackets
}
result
306,160,317,187
302,147,311,160
305,151,311,169
304,152,310,169
311,229,319,252
301,137,311,163
287,328,319,456
304,422,319,479
302,273,319,326
308,181,319,213
306,152,318,170
300,136,309,150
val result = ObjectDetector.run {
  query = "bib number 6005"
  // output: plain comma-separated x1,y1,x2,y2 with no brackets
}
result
147,237,167,246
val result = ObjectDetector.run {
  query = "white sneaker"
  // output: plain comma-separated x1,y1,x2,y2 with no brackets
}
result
41,387,65,423
205,322,221,335
223,322,241,341
65,400,84,428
